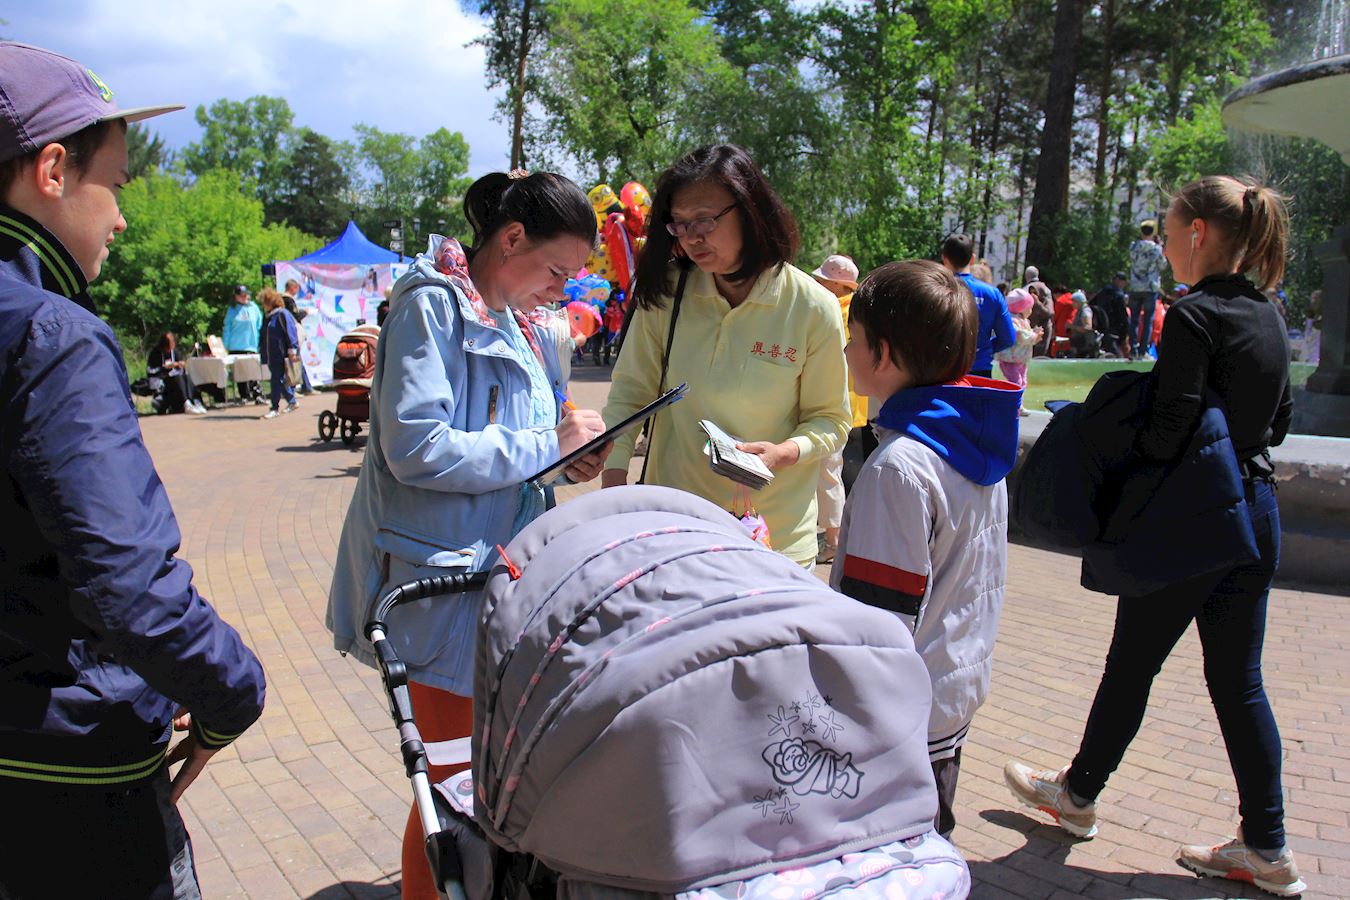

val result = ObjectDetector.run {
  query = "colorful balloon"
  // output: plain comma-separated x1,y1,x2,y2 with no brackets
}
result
620,182,651,237
563,272,611,308
584,240,615,284
603,212,636,296
565,300,603,340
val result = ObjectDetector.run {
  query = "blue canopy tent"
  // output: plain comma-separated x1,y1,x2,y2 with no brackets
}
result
275,222,406,386
288,220,400,265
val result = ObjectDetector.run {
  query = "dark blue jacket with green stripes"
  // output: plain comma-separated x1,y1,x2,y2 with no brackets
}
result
0,206,266,785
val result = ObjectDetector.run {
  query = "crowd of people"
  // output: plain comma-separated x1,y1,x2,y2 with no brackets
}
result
141,279,314,417
0,39,1311,900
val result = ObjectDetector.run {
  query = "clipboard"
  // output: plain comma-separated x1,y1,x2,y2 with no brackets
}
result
527,383,688,487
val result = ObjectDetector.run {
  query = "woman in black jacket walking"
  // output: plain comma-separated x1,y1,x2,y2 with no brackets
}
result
1005,176,1304,897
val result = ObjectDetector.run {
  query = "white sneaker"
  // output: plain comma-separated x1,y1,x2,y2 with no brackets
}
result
283,403,297,414
1177,828,1307,897
185,402,206,415
263,410,279,419
1004,761,1098,838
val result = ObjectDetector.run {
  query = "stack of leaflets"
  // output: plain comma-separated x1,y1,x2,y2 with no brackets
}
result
699,419,774,490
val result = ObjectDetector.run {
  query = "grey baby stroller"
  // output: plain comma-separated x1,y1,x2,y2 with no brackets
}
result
365,486,970,899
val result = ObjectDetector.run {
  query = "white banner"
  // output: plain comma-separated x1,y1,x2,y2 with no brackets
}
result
274,261,407,385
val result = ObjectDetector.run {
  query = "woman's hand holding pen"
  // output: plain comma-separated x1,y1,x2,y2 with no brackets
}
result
556,408,611,482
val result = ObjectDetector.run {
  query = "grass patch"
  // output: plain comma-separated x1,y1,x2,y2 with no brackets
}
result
1004,358,1316,413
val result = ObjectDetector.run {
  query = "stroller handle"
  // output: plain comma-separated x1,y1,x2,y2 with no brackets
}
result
362,572,488,900
363,571,491,642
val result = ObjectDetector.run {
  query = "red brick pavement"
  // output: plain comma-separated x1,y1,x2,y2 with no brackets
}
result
134,368,1349,899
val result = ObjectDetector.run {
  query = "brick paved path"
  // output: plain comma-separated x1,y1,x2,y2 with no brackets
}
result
137,368,1349,899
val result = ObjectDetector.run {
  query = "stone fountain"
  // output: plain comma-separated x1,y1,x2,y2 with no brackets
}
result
1223,50,1350,436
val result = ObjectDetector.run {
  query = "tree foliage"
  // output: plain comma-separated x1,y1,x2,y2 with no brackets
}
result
109,0,1346,346
527,0,737,182
180,96,298,218
94,170,316,350
270,128,353,241
126,124,171,180
464,0,545,168
348,124,474,252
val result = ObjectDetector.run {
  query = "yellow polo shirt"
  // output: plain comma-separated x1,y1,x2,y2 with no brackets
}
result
604,262,851,564
837,292,870,428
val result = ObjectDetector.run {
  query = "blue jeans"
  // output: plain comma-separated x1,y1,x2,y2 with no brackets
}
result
269,361,295,411
1066,479,1286,850
1127,291,1157,357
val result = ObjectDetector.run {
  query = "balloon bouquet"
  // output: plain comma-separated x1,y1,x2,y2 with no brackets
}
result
567,181,651,365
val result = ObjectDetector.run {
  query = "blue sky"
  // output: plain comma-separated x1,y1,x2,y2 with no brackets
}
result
5,1,512,175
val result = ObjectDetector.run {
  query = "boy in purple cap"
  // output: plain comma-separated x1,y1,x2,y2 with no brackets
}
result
0,43,265,899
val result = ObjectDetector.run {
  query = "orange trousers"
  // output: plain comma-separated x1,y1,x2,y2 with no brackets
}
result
401,681,474,900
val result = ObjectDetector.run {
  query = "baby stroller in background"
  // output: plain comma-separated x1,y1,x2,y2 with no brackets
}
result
365,486,970,899
318,324,379,445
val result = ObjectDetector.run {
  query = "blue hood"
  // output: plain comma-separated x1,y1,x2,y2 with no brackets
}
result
874,376,1023,485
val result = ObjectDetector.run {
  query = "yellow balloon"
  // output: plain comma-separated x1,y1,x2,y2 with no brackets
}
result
585,241,614,282
588,184,618,213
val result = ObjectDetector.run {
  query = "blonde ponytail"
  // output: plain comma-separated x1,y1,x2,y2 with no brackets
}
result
1170,176,1290,290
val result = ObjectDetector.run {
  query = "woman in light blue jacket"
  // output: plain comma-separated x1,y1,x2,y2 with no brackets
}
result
326,171,606,900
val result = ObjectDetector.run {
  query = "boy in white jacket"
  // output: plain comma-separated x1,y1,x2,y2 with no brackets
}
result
831,260,1022,838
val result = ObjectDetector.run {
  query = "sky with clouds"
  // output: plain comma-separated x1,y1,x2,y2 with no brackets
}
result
5,1,512,175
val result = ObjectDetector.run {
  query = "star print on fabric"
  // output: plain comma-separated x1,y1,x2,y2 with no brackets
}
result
801,719,817,735
752,792,775,818
819,710,844,741
803,693,823,712
774,794,800,825
790,702,802,715
823,695,833,706
768,705,799,738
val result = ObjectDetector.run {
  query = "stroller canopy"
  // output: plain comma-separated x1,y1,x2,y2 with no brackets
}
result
473,486,940,893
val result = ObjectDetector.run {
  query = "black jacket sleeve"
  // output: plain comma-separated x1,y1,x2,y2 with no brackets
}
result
1271,378,1293,448
1136,302,1213,462
9,316,266,747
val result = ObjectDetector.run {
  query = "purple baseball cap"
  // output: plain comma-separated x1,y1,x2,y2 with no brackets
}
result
0,42,183,164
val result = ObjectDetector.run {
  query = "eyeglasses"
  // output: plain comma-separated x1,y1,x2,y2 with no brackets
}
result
665,204,737,238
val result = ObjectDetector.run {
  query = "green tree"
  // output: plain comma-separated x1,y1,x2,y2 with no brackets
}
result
414,128,475,243
701,0,843,264
271,128,353,240
350,125,474,252
527,0,737,182
180,96,298,219
1148,99,1234,192
126,124,171,180
93,170,316,350
1150,97,1349,318
465,0,547,169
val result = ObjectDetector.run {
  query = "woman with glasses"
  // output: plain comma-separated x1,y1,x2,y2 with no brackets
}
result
601,144,851,567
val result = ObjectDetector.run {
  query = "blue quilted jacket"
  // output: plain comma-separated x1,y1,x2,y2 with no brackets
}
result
1012,369,1258,597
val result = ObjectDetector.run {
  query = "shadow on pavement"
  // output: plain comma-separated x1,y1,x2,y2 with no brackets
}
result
315,465,363,479
305,881,400,900
970,809,1251,899
275,440,366,453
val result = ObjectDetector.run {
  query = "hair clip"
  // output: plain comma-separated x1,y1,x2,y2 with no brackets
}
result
507,168,529,181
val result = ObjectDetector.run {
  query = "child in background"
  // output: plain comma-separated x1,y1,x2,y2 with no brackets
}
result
997,288,1041,416
832,259,1022,839
603,290,627,365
